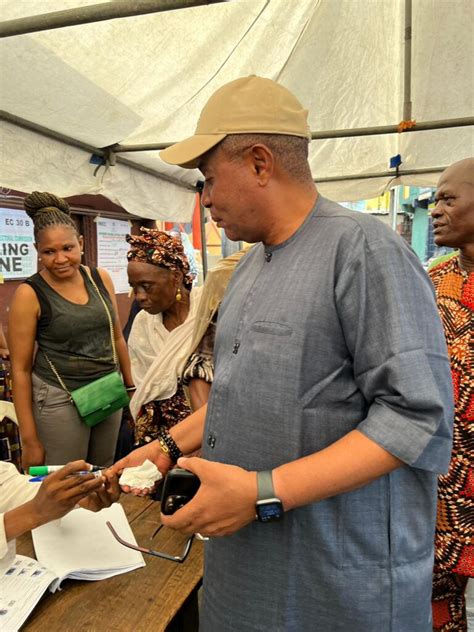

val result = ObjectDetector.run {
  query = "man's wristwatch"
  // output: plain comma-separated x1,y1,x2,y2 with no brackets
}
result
255,470,283,523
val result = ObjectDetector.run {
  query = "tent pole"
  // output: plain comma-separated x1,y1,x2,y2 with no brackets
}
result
0,110,450,189
313,166,446,184
0,110,194,192
0,0,227,38
389,189,396,232
403,0,413,121
310,118,474,139
0,110,103,157
389,187,400,232
198,192,208,279
110,117,474,153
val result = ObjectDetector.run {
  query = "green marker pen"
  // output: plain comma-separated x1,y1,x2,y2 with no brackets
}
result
29,464,102,476
29,465,62,476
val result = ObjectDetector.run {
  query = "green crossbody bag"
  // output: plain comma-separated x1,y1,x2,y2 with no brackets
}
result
45,267,129,427
68,370,129,427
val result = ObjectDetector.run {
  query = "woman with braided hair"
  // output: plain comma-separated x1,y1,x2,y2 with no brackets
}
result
8,191,133,471
126,228,204,448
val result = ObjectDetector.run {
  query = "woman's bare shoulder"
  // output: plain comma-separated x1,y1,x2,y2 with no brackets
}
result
10,282,40,316
12,282,39,303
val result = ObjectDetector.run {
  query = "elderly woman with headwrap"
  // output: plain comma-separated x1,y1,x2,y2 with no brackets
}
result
126,228,204,447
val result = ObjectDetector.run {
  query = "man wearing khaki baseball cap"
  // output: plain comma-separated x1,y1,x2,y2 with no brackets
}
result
160,75,311,169
116,76,453,631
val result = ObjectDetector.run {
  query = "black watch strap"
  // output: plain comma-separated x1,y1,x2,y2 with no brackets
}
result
257,470,275,500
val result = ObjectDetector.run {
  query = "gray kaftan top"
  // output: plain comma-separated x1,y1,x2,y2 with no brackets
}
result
201,196,453,632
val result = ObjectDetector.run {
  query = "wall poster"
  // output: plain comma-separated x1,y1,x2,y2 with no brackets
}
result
0,208,37,280
96,217,131,294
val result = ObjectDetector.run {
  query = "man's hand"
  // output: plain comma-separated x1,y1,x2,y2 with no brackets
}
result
161,457,257,538
4,461,120,544
78,468,121,512
111,441,173,496
28,460,111,526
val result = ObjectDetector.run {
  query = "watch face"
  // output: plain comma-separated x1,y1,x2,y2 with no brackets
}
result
257,500,283,523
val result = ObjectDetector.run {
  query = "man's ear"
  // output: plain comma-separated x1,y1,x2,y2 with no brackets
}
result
249,144,274,185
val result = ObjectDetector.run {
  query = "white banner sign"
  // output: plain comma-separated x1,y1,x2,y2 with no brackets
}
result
0,208,36,279
96,218,130,294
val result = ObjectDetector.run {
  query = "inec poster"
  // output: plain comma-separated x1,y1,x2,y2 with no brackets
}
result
96,218,130,294
0,208,37,279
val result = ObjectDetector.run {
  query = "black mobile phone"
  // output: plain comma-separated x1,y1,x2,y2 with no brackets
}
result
161,468,201,515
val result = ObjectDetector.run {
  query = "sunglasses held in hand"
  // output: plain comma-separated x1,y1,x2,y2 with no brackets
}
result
107,469,202,563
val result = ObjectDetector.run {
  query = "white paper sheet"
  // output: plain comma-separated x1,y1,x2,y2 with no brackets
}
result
0,555,56,631
32,504,145,592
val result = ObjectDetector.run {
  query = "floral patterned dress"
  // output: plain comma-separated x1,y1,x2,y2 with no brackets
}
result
429,256,473,630
133,384,191,446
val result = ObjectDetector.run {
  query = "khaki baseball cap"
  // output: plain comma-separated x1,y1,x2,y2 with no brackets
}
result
159,76,311,169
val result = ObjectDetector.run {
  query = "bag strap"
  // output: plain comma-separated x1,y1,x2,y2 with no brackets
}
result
82,266,118,366
44,352,72,398
43,266,119,394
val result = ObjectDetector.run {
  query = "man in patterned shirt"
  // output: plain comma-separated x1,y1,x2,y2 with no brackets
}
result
430,157,474,631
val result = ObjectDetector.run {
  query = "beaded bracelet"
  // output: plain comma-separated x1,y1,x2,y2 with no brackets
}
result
158,430,183,463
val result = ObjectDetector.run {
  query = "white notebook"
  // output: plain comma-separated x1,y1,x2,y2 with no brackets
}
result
32,503,145,591
0,504,145,631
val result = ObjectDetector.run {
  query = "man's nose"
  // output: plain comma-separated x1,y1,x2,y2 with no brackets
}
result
201,185,211,208
430,202,442,218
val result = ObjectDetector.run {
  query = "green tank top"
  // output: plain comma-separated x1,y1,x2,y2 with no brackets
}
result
25,267,117,391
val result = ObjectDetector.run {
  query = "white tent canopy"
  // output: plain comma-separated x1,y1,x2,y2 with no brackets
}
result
0,0,472,221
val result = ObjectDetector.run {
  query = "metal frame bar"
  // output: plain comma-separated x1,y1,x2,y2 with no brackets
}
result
0,108,452,189
0,0,226,38
0,109,456,190
0,110,101,156
109,117,474,153
310,118,473,140
199,194,208,278
313,166,446,184
403,0,413,121
0,110,194,192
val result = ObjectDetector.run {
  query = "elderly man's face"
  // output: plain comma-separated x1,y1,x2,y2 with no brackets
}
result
199,145,266,243
432,165,474,249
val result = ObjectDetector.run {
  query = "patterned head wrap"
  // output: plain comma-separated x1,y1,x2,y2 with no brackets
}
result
126,228,193,290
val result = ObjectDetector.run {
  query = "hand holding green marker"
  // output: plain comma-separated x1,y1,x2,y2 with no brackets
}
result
28,464,104,482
